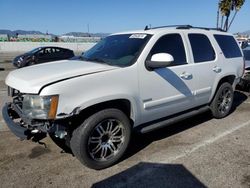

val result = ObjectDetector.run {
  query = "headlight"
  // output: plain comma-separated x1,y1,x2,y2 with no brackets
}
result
22,95,59,120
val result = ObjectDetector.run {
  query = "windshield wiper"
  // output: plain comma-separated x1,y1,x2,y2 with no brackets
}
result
87,57,106,63
81,56,113,66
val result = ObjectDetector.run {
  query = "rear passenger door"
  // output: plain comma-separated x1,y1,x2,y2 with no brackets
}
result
186,33,219,105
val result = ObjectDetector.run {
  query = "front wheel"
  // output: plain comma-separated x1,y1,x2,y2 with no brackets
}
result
70,109,131,170
210,82,234,119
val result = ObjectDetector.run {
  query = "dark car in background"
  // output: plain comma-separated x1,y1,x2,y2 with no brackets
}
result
13,46,75,68
238,46,250,90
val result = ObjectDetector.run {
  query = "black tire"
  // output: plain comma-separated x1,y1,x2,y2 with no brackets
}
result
27,61,35,66
49,133,72,153
210,82,234,119
70,108,131,170
27,56,36,66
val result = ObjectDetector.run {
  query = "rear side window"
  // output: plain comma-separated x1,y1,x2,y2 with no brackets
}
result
214,35,242,58
188,34,215,63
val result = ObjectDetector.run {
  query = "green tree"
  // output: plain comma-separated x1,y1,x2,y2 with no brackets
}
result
217,0,245,31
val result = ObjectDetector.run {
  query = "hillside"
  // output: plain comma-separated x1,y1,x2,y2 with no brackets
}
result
0,29,109,37
0,29,45,36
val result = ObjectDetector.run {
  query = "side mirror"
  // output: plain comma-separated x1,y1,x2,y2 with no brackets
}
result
145,53,174,70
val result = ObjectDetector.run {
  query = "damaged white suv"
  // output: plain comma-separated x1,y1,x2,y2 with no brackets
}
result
2,25,244,169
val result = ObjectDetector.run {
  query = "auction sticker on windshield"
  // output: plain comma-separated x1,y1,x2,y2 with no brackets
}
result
129,34,147,39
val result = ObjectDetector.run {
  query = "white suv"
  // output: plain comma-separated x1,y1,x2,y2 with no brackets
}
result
2,25,244,169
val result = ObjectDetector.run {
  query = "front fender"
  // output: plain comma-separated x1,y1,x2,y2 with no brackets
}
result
39,66,141,125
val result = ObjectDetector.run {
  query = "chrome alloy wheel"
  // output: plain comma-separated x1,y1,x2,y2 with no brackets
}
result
87,119,125,161
217,87,232,114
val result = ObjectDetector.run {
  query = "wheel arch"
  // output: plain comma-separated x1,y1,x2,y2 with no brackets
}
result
210,74,236,104
73,98,136,127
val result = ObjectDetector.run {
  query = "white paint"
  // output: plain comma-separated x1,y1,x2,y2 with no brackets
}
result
159,119,250,163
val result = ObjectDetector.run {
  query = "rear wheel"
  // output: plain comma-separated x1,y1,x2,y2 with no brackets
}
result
70,109,131,170
210,82,234,119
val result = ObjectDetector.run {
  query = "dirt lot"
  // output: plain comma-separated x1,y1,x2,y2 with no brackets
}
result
0,62,250,188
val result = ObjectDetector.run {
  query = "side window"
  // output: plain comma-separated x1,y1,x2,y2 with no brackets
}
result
214,35,242,58
37,49,44,56
188,34,215,63
55,48,61,53
150,34,187,66
51,48,56,53
44,48,51,54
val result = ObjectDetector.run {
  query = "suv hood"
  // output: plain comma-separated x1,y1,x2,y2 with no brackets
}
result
6,60,118,94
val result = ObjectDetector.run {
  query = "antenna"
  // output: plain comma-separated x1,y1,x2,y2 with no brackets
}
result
144,24,152,30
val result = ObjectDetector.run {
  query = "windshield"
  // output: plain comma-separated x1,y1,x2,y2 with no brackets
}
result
82,34,151,66
28,47,42,54
243,49,250,61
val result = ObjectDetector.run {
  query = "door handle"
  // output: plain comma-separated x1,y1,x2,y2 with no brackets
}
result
180,72,192,79
213,66,222,73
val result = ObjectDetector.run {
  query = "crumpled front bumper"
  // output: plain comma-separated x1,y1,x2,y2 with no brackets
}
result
2,103,31,139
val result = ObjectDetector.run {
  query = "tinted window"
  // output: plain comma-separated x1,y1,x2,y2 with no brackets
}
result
55,48,61,53
83,34,151,66
150,34,186,66
29,47,42,54
188,34,215,63
214,35,242,58
243,49,250,60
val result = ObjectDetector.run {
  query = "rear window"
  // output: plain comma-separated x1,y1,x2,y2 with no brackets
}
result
214,35,242,58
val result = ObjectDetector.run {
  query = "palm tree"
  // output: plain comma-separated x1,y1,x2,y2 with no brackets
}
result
218,0,245,31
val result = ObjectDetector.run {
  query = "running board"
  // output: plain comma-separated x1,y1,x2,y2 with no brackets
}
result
138,106,210,134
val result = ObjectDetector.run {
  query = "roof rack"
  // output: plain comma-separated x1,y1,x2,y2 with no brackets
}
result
144,25,226,32
144,25,191,30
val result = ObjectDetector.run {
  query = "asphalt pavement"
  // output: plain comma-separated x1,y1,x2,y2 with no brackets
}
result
0,62,249,188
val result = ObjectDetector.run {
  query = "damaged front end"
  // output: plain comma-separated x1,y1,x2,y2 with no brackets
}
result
2,88,69,143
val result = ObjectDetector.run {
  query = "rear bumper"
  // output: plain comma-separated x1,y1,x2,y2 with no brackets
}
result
2,103,31,139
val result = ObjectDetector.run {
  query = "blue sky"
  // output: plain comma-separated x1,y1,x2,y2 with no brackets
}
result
0,0,249,34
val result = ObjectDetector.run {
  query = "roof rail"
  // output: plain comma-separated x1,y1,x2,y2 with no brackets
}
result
144,25,226,32
144,25,192,30
176,25,226,32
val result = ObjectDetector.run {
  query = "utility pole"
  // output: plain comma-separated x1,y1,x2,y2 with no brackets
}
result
87,23,90,37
